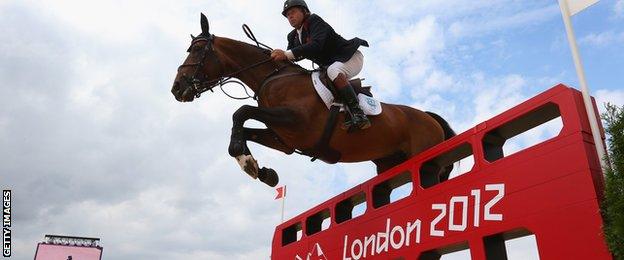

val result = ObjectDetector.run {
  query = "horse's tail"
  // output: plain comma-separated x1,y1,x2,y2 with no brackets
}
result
425,111,457,183
425,111,456,141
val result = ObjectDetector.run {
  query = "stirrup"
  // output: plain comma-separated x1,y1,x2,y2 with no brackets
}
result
341,119,353,130
341,110,371,130
357,116,371,129
353,114,371,130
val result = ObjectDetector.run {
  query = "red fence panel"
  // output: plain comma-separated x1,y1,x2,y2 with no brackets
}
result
271,85,611,260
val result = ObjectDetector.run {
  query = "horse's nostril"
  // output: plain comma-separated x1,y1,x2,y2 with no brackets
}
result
173,81,180,92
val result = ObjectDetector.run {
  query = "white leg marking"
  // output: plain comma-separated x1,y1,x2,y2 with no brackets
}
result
235,154,258,179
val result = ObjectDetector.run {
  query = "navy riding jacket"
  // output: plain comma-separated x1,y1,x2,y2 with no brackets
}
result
287,14,368,66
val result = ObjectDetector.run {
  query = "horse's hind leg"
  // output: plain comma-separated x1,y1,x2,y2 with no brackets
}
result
372,151,408,174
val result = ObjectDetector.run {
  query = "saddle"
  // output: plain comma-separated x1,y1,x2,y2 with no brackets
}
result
318,69,373,100
301,69,376,164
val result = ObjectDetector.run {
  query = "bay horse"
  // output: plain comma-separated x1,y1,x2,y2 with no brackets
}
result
171,14,455,187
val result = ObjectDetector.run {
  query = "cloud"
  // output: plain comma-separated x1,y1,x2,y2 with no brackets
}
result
596,89,624,113
1,2,290,259
371,16,446,99
367,0,503,21
471,73,528,123
419,70,456,97
449,4,559,38
616,0,624,18
411,94,457,119
579,31,624,47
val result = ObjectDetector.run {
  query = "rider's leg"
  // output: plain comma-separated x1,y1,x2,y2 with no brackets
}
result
333,73,370,130
327,50,370,130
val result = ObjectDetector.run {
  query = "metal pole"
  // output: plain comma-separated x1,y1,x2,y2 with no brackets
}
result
558,0,609,169
281,192,285,224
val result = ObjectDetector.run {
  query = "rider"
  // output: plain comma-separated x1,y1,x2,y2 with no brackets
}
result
271,0,371,130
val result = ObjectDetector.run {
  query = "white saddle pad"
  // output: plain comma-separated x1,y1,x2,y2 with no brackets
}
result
311,71,382,116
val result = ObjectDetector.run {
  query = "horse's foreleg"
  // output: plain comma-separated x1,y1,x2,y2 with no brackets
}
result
229,105,297,186
229,105,297,157
244,128,295,155
241,128,293,187
231,148,279,187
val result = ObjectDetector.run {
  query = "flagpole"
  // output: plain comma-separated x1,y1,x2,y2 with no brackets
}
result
558,0,608,169
281,191,285,223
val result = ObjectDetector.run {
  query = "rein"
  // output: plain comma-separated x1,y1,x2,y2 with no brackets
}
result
178,25,296,101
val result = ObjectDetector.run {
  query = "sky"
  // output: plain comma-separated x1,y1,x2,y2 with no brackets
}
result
1,0,623,259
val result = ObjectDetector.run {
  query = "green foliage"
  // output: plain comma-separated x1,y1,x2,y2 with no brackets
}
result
602,103,624,259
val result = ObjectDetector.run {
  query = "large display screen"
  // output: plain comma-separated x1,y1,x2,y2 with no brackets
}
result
34,243,102,260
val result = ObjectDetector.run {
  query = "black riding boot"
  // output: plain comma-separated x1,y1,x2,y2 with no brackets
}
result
338,84,371,130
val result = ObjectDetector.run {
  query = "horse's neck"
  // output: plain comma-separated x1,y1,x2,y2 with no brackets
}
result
214,37,277,93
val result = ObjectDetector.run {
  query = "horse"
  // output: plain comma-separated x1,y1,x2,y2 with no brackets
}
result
171,14,456,187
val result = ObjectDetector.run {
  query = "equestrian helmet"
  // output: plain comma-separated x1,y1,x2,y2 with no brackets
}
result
282,0,309,17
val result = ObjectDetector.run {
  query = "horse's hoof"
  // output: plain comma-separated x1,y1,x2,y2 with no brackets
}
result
258,167,279,187
235,154,258,179
228,140,246,157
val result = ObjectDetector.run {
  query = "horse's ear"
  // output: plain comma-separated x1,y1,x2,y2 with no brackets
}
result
200,13,210,35
190,34,196,40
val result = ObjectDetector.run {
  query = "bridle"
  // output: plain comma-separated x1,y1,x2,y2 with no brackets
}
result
177,33,278,100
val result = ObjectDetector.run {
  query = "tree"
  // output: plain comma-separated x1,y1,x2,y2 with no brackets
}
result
602,103,624,259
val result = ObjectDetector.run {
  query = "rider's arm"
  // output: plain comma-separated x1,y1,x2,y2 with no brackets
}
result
288,14,330,60
286,31,302,61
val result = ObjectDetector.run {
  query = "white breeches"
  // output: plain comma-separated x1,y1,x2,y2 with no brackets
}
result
327,50,364,81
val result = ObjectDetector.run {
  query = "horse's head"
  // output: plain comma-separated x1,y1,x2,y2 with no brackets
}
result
172,14,223,102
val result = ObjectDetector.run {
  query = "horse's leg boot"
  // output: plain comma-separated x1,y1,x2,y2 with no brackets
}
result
337,85,371,130
228,128,246,157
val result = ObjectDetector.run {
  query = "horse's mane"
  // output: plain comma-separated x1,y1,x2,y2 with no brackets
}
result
218,36,312,74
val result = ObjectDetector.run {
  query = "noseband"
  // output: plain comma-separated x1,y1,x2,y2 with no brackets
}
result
177,35,223,98
177,34,277,99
